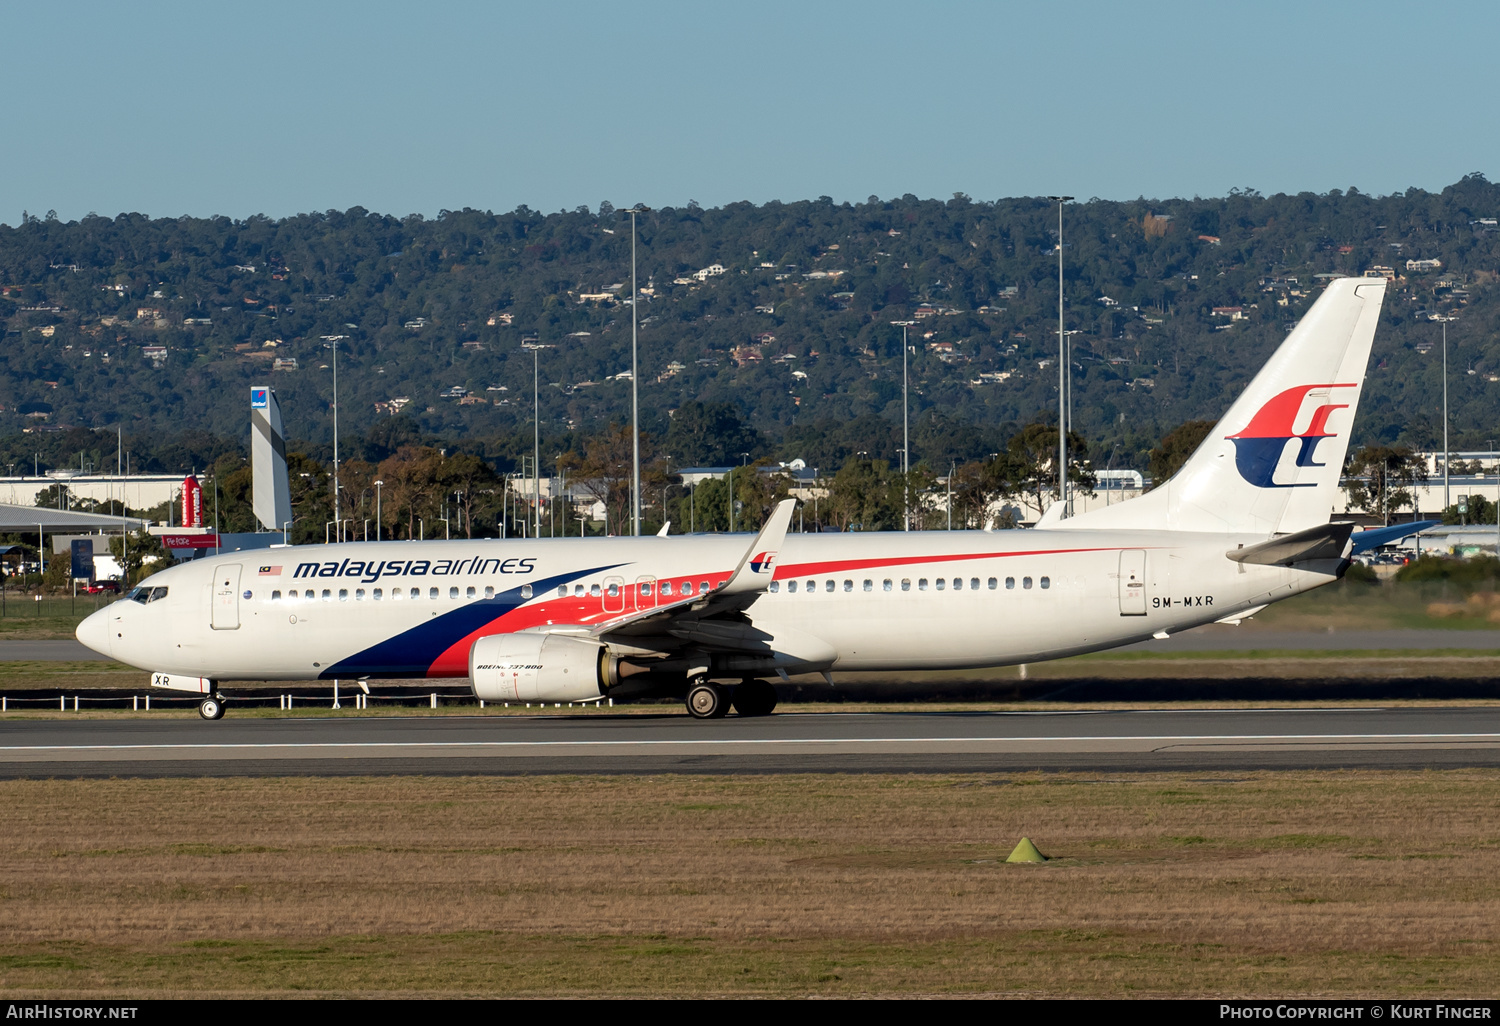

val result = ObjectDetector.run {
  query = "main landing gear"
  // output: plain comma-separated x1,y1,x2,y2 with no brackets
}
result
684,679,778,719
198,696,226,720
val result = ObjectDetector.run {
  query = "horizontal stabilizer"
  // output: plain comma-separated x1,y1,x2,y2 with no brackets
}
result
1227,522,1353,567
1349,520,1439,554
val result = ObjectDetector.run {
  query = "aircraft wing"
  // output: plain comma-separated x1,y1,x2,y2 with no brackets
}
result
587,498,796,646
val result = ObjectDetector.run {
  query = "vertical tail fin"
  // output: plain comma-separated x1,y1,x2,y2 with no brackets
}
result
1059,276,1387,535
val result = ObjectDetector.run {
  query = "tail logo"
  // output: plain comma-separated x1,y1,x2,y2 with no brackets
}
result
749,551,777,574
1226,383,1358,488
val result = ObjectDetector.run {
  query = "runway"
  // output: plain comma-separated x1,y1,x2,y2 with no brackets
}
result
3,707,1499,776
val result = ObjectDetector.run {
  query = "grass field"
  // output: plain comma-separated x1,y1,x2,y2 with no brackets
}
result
1,772,1497,997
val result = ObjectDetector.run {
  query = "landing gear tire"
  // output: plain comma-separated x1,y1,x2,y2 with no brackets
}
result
686,682,730,719
198,697,225,721
732,679,778,717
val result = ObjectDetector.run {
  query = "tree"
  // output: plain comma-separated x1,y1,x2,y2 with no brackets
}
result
561,425,670,536
823,458,904,531
1006,422,1096,520
375,445,445,539
662,401,764,467
1148,420,1215,485
107,530,175,589
1343,445,1428,524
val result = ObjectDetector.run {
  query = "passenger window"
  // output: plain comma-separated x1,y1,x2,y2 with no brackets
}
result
1023,577,1033,590
988,578,997,590
901,578,911,591
339,589,349,601
805,580,815,593
521,585,533,599
863,579,872,592
661,582,674,596
483,586,494,599
465,586,476,599
641,582,652,596
1040,577,1051,590
606,583,619,597
971,578,981,591
1005,577,1015,590
935,578,945,591
574,584,584,596
372,588,382,600
449,587,459,599
590,584,601,597
839,580,849,592
411,588,420,600
700,581,710,594
558,585,568,598
918,578,929,591
355,588,366,600
952,578,962,590
883,579,892,592
429,587,438,599
769,581,780,593
788,581,798,593
391,588,403,601
271,590,281,601
322,589,332,600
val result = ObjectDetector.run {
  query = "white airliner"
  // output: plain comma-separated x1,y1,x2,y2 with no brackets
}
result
77,278,1389,720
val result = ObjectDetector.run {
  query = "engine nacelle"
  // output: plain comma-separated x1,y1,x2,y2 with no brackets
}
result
469,633,607,703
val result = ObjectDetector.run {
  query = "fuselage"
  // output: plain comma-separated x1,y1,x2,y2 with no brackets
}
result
77,528,1336,682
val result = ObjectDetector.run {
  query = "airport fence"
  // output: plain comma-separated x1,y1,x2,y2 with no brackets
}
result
0,591,114,619
0,687,616,712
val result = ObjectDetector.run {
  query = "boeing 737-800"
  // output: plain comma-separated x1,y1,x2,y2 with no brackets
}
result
76,277,1389,720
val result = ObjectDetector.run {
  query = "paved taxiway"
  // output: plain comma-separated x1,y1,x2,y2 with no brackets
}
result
2,707,1498,776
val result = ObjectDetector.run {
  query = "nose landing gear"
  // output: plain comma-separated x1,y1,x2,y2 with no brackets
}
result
198,696,226,720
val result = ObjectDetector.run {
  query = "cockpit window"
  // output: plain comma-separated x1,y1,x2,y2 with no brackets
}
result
125,586,168,604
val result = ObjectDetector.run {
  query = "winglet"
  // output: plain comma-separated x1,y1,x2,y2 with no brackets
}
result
719,498,796,596
657,521,671,537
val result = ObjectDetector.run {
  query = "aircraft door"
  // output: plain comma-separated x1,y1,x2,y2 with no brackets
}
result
602,575,625,614
211,564,243,630
1118,550,1147,616
633,575,657,612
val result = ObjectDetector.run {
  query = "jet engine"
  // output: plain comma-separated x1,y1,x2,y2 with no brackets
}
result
469,633,609,703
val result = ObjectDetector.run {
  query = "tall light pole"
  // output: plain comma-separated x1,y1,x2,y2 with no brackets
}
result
1048,196,1073,516
321,335,348,540
520,341,550,537
1442,317,1450,511
374,480,382,541
891,320,915,530
621,206,651,536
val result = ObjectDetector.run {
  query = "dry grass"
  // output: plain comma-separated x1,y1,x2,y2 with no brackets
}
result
0,772,1497,996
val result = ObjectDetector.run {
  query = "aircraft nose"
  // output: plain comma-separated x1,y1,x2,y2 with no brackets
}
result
75,607,113,658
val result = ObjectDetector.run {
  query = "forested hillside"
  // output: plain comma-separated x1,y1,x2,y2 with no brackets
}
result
2,174,1498,476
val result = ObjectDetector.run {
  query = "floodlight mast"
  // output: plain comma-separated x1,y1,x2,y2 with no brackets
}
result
622,206,651,536
890,320,916,530
320,335,349,539
1047,197,1073,517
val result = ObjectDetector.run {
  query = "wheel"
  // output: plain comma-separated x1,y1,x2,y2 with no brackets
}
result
198,697,225,720
732,679,778,717
686,682,729,719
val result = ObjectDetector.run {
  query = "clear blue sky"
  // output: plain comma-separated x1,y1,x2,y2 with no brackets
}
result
4,1,1496,223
